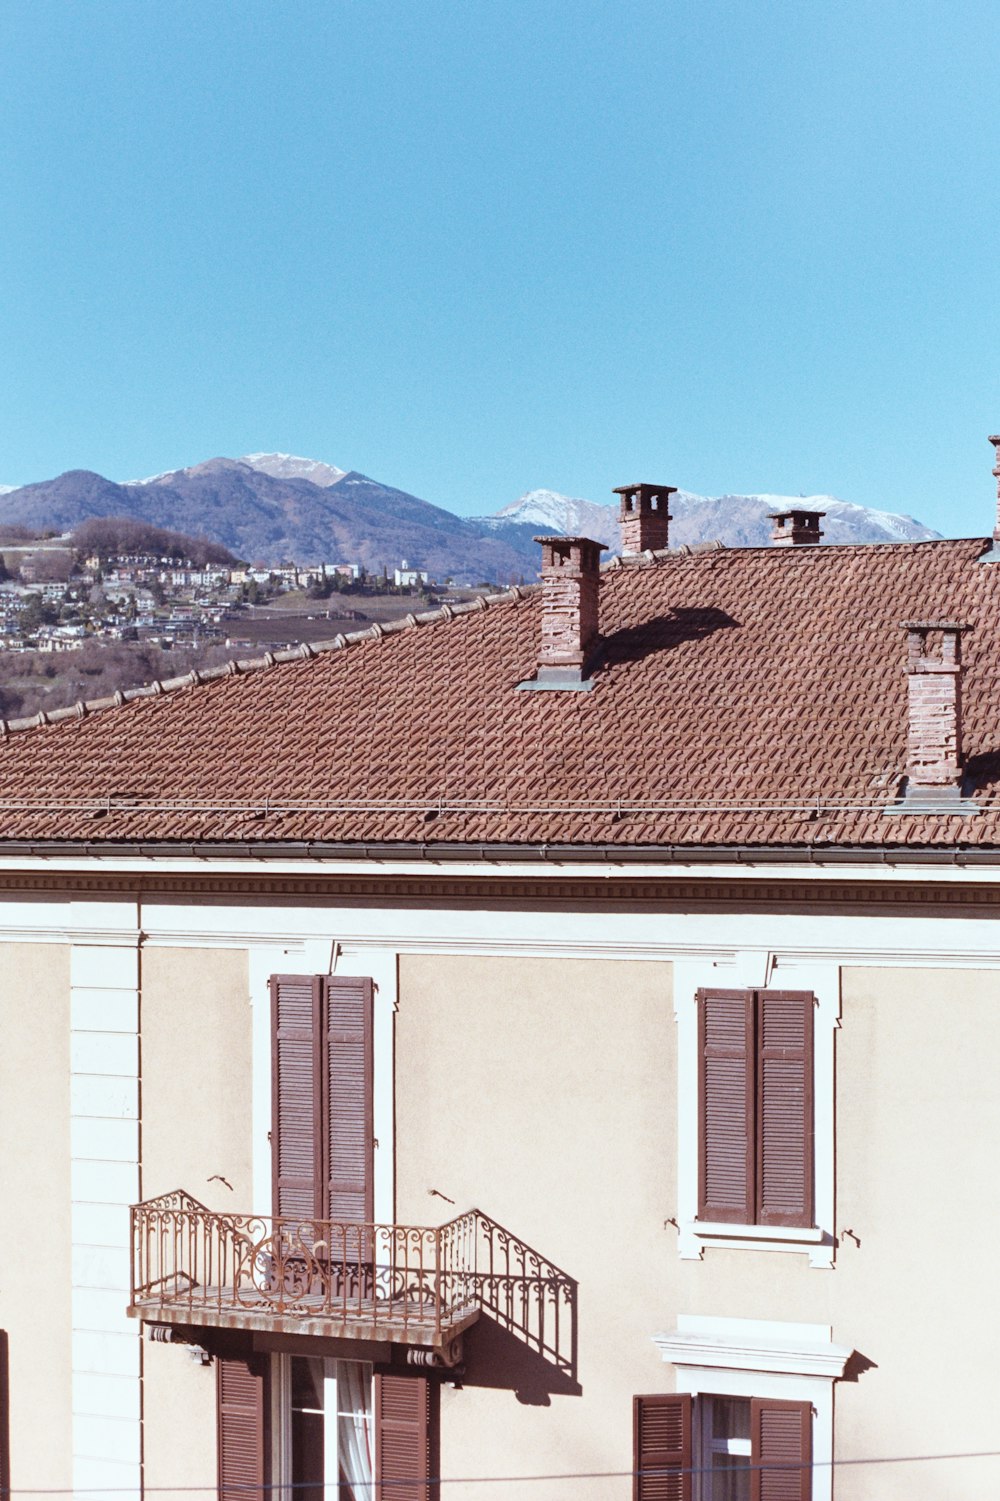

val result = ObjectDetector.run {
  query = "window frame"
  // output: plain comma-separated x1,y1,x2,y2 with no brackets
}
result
672,958,839,1267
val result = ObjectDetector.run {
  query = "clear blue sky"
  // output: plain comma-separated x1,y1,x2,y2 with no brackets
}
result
1,0,998,533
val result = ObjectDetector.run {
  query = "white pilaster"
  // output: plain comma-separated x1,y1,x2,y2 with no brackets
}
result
70,906,142,1495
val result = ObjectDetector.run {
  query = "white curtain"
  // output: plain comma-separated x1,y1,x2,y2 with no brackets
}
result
337,1360,373,1499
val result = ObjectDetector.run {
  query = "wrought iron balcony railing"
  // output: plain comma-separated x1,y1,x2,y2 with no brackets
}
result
129,1190,574,1371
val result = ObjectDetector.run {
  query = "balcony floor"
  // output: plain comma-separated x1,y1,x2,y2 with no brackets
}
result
128,1286,481,1347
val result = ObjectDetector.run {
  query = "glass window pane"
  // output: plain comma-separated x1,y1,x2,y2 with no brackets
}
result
336,1360,373,1501
291,1409,325,1501
711,1452,750,1501
291,1355,325,1414
712,1397,751,1442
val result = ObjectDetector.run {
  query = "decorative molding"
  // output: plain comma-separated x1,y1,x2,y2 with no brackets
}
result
10,902,1000,975
70,933,142,1492
653,1316,852,1379
2,867,1000,912
689,1222,825,1243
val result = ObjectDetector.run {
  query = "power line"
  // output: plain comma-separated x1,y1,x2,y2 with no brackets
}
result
8,1449,1000,1493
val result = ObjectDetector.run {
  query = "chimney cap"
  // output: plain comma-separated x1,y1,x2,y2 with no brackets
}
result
532,535,607,548
767,507,826,521
611,482,678,496
901,619,972,632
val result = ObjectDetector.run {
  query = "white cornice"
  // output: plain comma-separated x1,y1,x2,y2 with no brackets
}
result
0,852,998,884
653,1317,852,1379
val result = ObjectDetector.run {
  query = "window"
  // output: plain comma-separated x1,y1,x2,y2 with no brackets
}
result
704,1396,751,1499
288,1357,373,1501
673,960,836,1265
217,1354,436,1501
697,989,813,1229
651,1315,852,1501
634,1392,812,1501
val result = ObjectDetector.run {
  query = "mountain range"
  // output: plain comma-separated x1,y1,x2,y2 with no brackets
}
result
0,452,941,582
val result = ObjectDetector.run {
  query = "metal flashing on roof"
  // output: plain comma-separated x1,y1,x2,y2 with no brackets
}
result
515,676,597,692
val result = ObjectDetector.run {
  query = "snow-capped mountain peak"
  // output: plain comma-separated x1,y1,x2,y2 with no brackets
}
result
128,452,348,488
492,488,619,545
240,452,346,487
480,485,940,549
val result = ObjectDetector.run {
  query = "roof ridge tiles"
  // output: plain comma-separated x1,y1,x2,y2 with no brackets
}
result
0,584,528,744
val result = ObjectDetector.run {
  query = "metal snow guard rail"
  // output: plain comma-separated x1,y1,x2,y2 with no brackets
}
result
129,1191,573,1367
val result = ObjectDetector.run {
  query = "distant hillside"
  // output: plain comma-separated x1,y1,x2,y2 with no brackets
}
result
0,459,533,584
0,451,944,583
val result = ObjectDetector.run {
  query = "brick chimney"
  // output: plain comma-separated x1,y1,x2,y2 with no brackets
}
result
520,536,604,690
769,508,825,546
990,434,1000,542
613,483,676,555
902,621,970,800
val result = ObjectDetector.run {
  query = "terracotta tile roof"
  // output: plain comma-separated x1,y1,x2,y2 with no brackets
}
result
2,537,1000,851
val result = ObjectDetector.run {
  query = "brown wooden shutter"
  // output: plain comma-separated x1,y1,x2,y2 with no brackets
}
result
756,992,814,1228
217,1354,267,1500
0,1329,8,1501
375,1372,436,1501
271,975,324,1222
633,1393,691,1501
750,1398,811,1501
324,976,374,1225
698,990,755,1223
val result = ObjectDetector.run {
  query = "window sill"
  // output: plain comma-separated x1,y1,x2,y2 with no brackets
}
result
678,1220,834,1268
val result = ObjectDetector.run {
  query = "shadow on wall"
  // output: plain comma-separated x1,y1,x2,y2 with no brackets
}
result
839,1349,877,1384
459,1214,579,1406
600,607,740,667
461,1313,580,1405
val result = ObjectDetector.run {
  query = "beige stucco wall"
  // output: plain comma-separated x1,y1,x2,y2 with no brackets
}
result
398,954,1000,1501
397,954,674,1500
139,944,252,1493
0,941,72,1489
829,965,1000,1499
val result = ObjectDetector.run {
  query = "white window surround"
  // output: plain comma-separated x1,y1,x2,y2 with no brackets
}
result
672,954,840,1268
653,1316,853,1501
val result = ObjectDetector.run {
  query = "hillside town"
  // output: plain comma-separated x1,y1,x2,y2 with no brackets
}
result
0,526,431,655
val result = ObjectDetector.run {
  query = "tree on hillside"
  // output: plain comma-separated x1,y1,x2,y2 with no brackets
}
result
71,516,239,567
20,594,58,633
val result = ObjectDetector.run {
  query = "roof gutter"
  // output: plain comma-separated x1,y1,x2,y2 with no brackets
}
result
0,838,998,869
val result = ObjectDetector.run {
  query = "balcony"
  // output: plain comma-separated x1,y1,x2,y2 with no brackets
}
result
129,1190,573,1370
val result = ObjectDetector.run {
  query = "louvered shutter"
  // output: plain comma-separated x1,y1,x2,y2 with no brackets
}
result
633,1393,691,1501
698,990,755,1223
756,992,814,1228
324,976,374,1227
217,1355,267,1500
375,1373,434,1501
750,1398,811,1501
0,1328,8,1501
271,975,324,1224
